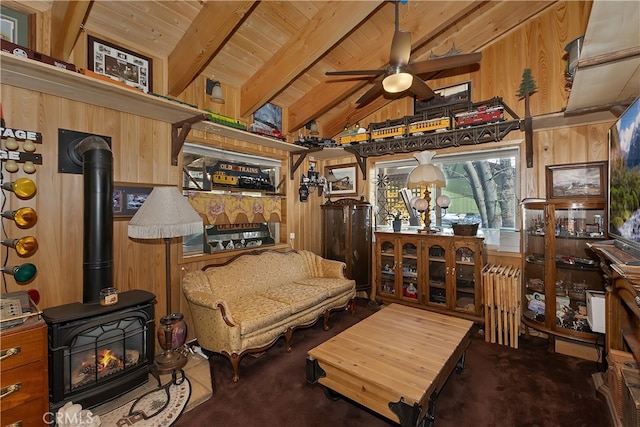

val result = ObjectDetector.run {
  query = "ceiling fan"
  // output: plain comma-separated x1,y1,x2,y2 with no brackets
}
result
325,1,482,108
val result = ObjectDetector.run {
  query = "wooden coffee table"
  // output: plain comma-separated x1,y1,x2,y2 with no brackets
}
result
306,303,474,427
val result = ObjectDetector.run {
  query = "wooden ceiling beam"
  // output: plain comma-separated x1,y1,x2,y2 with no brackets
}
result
167,1,257,97
50,0,92,60
239,0,384,119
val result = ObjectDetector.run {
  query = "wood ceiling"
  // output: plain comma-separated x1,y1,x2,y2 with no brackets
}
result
8,1,635,139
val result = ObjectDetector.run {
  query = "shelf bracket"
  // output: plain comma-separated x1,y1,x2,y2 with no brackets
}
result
343,146,367,180
171,114,208,166
289,147,322,180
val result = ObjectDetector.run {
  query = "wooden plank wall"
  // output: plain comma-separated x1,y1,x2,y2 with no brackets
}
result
0,1,614,315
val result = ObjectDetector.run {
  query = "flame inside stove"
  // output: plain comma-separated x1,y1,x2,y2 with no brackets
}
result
97,349,123,372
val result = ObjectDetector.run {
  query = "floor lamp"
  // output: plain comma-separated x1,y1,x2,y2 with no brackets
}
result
128,186,203,374
407,151,446,233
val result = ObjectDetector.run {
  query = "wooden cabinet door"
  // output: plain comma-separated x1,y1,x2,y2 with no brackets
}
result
398,237,421,305
423,239,448,309
377,235,398,299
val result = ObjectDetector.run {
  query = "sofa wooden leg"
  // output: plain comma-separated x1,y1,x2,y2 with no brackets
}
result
284,328,294,352
323,310,330,331
347,298,357,314
230,353,241,383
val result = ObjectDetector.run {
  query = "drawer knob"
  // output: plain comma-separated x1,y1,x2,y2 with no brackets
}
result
0,346,20,361
0,383,22,400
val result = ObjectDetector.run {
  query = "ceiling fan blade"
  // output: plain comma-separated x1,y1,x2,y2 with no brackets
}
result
389,30,411,65
326,69,386,76
410,77,436,101
356,81,385,108
408,52,482,75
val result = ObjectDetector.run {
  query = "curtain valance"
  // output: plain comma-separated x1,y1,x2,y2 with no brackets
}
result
187,191,282,225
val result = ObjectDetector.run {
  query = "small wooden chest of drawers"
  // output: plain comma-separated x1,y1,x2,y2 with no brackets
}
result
0,319,48,427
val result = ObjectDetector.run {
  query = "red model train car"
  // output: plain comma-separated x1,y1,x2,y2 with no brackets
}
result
455,106,504,127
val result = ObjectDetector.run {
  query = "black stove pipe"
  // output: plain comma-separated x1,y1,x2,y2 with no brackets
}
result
76,136,113,304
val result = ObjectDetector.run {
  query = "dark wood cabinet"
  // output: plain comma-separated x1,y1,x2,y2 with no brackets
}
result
321,198,372,296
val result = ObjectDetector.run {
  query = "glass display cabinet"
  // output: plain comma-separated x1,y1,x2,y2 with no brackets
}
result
522,199,606,344
375,231,486,322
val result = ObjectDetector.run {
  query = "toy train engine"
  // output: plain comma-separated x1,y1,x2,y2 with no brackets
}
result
455,105,505,128
207,161,275,192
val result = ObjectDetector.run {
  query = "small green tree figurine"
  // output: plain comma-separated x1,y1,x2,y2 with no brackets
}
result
517,68,538,168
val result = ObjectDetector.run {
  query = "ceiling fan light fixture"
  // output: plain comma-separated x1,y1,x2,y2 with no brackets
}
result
382,67,413,93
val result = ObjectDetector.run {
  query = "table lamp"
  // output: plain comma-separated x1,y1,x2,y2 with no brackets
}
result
128,186,203,373
407,151,446,233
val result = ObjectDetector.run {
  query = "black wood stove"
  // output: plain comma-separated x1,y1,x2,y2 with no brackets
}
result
43,135,155,411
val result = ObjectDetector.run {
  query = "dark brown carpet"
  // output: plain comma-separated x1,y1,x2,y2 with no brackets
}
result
174,299,611,427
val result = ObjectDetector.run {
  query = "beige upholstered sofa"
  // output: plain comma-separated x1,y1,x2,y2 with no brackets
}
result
182,250,356,382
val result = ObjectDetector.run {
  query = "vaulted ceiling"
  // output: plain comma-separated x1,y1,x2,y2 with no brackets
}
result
6,1,638,138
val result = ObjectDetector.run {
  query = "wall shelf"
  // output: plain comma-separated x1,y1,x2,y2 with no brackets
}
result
0,52,306,165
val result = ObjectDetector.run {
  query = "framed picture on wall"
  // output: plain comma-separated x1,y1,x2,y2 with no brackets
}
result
113,183,153,219
545,161,607,200
88,35,153,93
325,164,357,196
1,6,29,46
414,81,471,113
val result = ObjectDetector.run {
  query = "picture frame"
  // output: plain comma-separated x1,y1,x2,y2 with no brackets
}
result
414,81,471,113
545,161,607,200
325,163,358,196
113,183,153,219
253,102,282,133
88,35,153,93
1,6,29,46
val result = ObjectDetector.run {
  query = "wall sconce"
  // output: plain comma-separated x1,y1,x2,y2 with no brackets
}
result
2,236,38,257
2,178,37,199
2,207,37,228
306,120,319,135
0,263,37,284
206,78,225,104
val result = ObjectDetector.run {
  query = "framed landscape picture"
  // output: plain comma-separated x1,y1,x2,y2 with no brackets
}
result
545,161,606,200
325,164,357,196
88,35,153,93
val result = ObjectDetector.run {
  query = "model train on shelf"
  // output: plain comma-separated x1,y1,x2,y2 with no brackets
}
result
205,110,247,130
206,161,275,192
338,98,509,145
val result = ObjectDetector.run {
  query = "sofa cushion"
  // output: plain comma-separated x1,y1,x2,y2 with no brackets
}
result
227,296,292,336
259,283,329,314
293,277,355,297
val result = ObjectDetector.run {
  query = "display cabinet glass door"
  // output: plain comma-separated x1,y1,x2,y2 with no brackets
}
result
454,243,477,313
550,205,605,335
523,203,546,325
426,243,447,307
400,241,420,303
379,238,397,297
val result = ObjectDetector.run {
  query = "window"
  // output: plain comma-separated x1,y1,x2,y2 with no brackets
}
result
181,143,282,256
373,147,519,238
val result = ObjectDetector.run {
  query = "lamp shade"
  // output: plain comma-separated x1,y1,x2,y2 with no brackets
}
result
128,187,203,239
382,65,413,93
209,81,225,104
407,151,446,187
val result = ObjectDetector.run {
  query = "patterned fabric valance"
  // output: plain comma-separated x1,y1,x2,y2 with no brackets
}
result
187,191,282,225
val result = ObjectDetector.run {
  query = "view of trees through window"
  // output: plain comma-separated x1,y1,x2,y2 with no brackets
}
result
374,148,519,230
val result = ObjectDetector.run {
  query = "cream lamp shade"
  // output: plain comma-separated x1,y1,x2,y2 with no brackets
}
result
407,151,446,187
128,186,202,239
